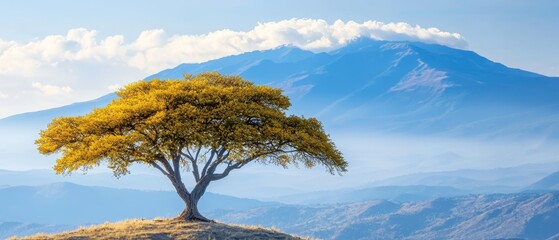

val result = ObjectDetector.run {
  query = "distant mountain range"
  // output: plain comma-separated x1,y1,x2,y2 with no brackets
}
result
368,161,559,191
218,192,559,240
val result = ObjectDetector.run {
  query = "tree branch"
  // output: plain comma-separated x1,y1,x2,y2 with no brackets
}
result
190,160,200,182
192,147,202,181
154,156,193,199
185,147,194,160
151,160,192,203
194,147,202,161
158,158,175,177
201,148,216,177
172,154,182,183
150,161,172,179
181,147,201,182
191,147,290,199
207,160,243,181
203,148,229,175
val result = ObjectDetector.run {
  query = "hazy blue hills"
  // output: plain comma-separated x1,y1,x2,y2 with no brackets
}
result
2,162,558,204
0,182,277,238
0,182,275,225
369,161,559,191
0,168,171,191
526,171,559,192
218,192,559,240
269,161,559,205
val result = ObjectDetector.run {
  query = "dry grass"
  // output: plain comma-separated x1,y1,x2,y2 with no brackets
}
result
11,218,307,240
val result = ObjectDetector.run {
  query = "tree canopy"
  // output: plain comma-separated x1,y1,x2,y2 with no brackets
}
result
36,72,347,221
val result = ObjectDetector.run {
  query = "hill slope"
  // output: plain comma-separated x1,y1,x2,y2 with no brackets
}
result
14,219,303,240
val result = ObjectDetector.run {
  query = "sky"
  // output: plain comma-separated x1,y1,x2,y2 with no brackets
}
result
0,0,558,118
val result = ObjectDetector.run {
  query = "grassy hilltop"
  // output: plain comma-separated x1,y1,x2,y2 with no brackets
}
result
12,218,304,240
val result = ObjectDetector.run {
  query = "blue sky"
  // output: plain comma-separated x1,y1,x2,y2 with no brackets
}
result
0,0,557,117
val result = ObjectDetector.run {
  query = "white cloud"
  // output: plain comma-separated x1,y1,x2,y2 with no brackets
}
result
32,82,73,95
0,18,467,118
0,19,466,75
107,84,121,91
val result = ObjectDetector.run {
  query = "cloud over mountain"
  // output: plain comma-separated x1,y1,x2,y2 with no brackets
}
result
0,19,466,74
0,18,466,118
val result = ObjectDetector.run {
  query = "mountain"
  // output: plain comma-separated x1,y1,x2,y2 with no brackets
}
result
525,171,559,192
3,38,558,138
1,38,558,194
147,39,559,139
217,192,559,240
0,182,277,225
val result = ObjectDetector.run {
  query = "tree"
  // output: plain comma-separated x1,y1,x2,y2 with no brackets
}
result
36,72,347,221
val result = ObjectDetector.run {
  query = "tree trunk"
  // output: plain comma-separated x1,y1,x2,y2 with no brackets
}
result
152,159,216,222
174,180,212,222
176,195,211,222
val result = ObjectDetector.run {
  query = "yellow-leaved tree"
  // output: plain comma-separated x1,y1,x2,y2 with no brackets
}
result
36,72,347,221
